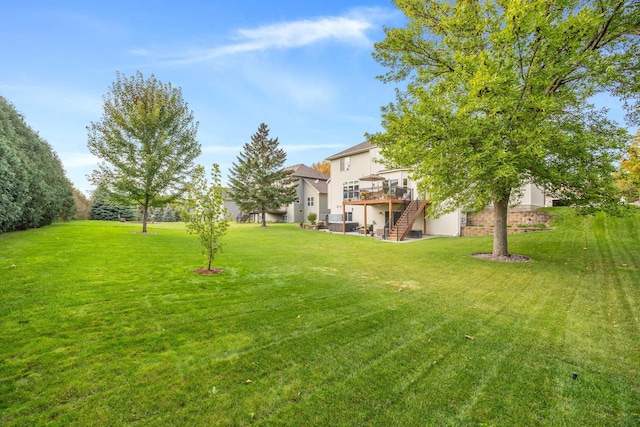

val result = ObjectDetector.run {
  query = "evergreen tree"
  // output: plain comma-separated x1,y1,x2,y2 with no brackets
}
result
89,189,137,221
228,123,297,227
161,204,180,222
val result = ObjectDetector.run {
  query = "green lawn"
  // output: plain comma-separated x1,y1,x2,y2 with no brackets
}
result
1,208,639,426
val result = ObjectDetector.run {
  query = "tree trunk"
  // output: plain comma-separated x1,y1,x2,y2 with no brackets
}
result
260,209,267,227
207,234,213,270
492,197,509,257
142,203,149,233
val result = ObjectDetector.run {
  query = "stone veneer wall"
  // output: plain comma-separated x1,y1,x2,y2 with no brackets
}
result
461,209,551,237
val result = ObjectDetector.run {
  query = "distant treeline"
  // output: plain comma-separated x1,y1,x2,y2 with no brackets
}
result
0,96,76,233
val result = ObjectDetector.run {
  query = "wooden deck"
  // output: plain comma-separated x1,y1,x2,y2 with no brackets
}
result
341,197,426,239
337,186,428,239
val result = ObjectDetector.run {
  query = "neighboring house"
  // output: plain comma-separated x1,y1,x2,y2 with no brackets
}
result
224,194,241,222
326,141,545,240
282,164,330,224
240,164,330,224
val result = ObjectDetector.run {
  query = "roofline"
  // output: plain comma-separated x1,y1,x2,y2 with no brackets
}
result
325,141,375,161
301,177,328,194
285,163,329,180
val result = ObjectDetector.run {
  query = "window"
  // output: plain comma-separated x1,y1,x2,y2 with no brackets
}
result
345,212,353,221
340,157,351,171
307,197,314,207
342,181,359,200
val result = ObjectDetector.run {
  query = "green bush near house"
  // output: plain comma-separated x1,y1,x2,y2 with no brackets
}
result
307,212,317,225
0,208,639,425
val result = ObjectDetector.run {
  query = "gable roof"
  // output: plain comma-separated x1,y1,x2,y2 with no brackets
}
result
303,178,328,194
286,164,329,180
325,141,374,161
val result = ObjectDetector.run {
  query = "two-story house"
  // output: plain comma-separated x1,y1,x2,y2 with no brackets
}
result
282,164,329,224
245,164,329,224
326,142,545,240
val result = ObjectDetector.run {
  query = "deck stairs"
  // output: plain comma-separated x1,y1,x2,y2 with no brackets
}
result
387,199,429,241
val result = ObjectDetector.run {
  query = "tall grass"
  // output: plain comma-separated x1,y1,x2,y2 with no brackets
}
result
1,208,639,425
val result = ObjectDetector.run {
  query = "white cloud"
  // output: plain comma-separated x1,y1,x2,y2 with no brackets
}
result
132,8,389,65
234,16,372,49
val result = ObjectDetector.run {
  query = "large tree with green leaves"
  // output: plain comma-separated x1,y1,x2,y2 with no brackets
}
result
369,0,639,257
180,164,230,271
228,123,297,227
87,71,201,233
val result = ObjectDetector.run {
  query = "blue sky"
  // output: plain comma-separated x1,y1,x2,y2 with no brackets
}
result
1,1,634,195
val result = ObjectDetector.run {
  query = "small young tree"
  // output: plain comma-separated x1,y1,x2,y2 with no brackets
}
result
228,123,298,227
181,164,230,271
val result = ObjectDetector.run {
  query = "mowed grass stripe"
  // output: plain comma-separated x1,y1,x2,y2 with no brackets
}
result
260,308,471,425
264,264,555,424
543,212,640,425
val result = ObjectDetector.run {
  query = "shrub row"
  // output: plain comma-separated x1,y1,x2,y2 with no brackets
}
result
0,96,75,232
